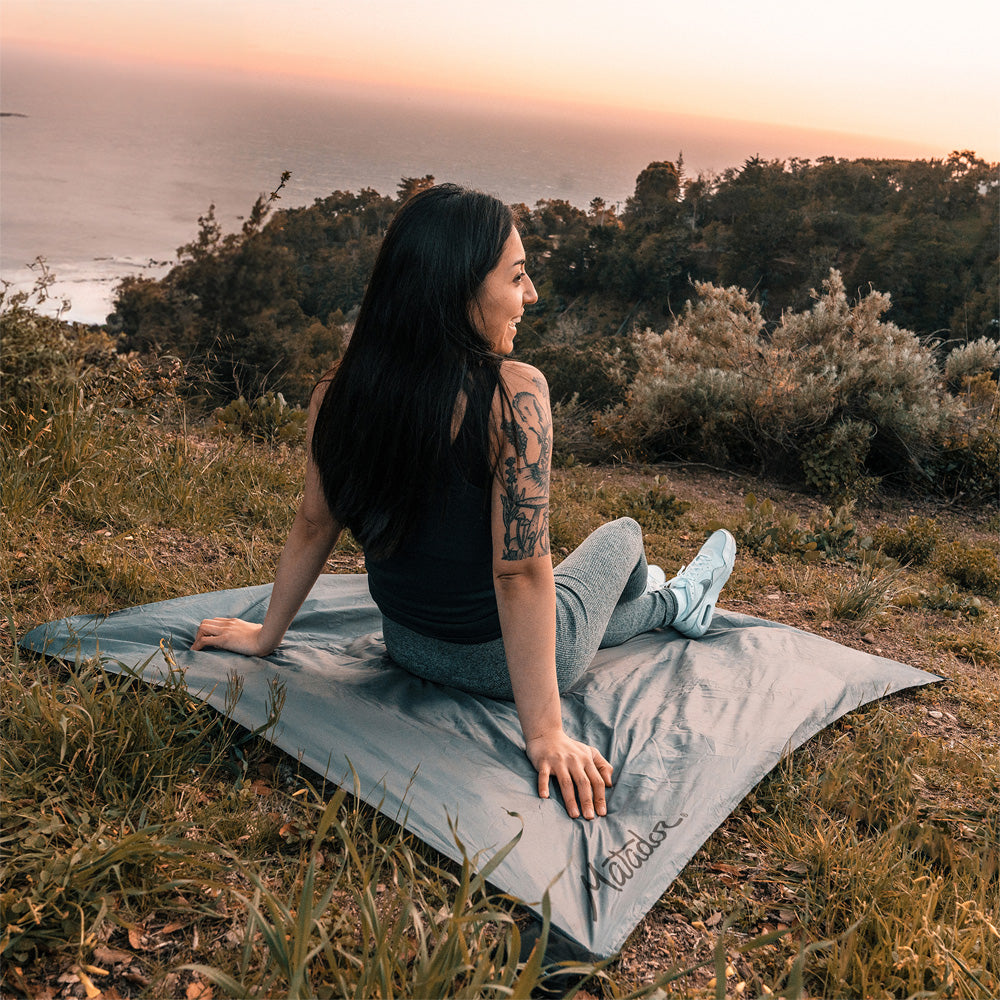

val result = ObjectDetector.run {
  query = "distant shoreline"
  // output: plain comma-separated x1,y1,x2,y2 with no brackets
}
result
1,112,29,117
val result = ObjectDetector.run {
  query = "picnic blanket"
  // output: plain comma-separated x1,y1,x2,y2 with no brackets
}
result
20,573,940,958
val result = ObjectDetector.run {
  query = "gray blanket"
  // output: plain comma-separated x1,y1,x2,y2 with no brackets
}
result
21,573,939,957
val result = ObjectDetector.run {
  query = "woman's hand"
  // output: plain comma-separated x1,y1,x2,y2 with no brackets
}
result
191,618,272,657
525,730,613,820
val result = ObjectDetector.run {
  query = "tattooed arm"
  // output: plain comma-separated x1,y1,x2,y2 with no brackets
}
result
499,377,551,560
491,362,612,820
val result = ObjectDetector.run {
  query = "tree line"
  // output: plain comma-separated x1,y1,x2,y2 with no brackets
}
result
109,153,998,406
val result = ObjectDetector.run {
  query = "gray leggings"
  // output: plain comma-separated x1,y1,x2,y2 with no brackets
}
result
381,517,677,700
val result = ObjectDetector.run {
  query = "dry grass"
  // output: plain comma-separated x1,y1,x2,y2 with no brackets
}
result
824,564,905,625
3,390,998,998
550,466,999,998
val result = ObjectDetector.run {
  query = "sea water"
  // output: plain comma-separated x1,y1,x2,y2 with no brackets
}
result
1,47,932,324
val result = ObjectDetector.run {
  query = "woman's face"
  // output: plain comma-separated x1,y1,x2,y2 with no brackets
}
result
473,228,538,355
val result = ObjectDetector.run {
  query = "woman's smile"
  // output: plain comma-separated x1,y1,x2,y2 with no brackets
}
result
474,229,538,355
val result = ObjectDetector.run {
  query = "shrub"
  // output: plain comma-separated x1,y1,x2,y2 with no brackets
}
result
550,394,616,467
872,516,941,565
726,494,866,564
548,473,688,552
805,501,862,557
931,377,999,503
944,337,1000,390
617,486,689,534
1,280,185,440
801,420,879,501
522,342,631,409
212,392,307,444
933,622,1000,666
1,282,81,415
615,271,993,500
895,583,984,618
934,540,1000,596
605,282,773,466
729,494,808,560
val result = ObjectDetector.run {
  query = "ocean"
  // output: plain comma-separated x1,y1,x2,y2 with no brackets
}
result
1,46,936,324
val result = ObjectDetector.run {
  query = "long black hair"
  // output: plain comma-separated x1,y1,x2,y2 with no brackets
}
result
311,183,515,558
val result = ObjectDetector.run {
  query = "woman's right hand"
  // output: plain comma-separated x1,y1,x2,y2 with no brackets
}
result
191,618,272,657
525,730,613,820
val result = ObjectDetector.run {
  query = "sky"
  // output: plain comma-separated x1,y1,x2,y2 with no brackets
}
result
3,0,998,161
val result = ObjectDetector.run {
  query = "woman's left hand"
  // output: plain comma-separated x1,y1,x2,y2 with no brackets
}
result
525,730,614,820
192,618,272,657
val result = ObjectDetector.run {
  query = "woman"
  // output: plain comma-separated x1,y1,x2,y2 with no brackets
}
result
193,184,736,821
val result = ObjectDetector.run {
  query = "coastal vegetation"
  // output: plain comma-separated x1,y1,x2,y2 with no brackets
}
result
2,155,998,997
109,153,998,407
105,153,999,504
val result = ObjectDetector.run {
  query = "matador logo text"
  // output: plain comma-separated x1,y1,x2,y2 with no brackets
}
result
581,815,686,911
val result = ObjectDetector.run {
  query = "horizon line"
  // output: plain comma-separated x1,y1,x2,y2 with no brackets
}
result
4,38,993,166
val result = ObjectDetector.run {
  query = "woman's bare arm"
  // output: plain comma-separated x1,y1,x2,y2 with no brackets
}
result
491,361,613,819
193,383,342,656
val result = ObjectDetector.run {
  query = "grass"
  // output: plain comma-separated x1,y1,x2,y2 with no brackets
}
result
1,654,230,967
2,376,998,998
824,564,905,625
681,705,999,999
184,785,566,999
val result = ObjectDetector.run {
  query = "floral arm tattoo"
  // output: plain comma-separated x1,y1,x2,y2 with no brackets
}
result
500,376,551,561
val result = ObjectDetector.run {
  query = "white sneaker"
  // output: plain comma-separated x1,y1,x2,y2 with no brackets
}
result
665,529,736,638
645,564,666,592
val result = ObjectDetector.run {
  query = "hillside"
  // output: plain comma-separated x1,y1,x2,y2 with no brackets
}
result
2,370,997,996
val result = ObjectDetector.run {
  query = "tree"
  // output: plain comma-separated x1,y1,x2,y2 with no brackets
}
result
397,175,436,202
624,161,681,227
705,157,807,311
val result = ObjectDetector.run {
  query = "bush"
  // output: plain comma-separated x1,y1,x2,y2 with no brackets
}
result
931,375,999,503
1,282,81,415
872,516,941,565
616,486,689,534
944,337,1000,390
612,271,995,501
726,494,866,563
895,582,984,618
729,494,807,560
212,392,307,445
935,540,1000,596
801,420,878,502
805,501,862,557
1,281,184,437
933,622,1000,665
550,394,619,467
601,282,771,467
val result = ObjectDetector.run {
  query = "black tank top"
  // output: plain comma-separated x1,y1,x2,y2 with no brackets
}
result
364,377,501,644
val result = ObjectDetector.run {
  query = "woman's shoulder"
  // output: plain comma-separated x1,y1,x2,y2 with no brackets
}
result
498,359,549,399
308,365,339,412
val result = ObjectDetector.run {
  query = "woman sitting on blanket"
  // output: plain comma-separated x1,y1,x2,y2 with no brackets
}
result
193,184,736,821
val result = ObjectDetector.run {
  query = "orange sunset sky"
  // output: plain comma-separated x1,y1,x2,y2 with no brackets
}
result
3,0,998,162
